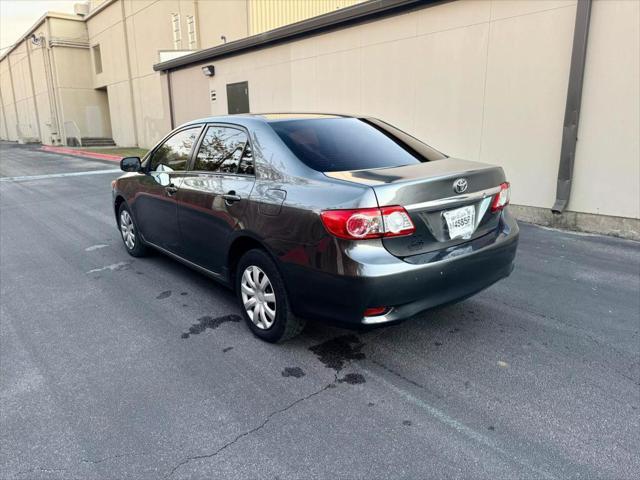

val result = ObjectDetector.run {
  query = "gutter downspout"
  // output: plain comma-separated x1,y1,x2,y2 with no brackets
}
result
40,35,61,144
6,58,22,141
120,0,140,147
46,18,67,145
167,71,175,129
0,88,9,140
552,0,592,214
25,40,43,142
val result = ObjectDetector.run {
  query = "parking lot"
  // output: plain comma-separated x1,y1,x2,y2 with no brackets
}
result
1,141,638,479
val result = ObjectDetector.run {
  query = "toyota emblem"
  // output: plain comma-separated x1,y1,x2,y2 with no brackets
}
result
453,178,468,194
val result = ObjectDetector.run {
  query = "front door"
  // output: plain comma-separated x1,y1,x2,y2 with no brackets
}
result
133,126,202,253
177,124,256,273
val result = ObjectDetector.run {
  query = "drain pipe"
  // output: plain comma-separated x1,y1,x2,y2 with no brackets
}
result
552,0,592,213
167,70,175,129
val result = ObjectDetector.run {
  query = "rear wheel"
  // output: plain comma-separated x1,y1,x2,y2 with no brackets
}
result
118,203,147,257
236,249,305,342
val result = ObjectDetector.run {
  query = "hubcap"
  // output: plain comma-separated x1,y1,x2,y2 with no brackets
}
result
120,210,135,250
240,265,276,330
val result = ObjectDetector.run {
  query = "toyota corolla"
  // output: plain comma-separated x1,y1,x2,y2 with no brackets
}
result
112,114,518,342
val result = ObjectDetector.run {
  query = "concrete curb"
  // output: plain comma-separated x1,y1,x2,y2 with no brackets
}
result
40,145,121,162
510,204,639,241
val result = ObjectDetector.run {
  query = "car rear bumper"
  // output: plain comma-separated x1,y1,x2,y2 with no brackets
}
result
281,209,519,326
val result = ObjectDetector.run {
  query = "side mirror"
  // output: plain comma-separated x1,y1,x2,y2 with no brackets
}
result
120,156,141,172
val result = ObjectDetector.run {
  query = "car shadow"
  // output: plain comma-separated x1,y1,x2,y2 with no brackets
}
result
142,246,508,361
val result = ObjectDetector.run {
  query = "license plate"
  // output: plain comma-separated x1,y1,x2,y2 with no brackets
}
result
443,205,476,240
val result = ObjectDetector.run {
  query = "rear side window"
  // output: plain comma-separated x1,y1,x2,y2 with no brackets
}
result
149,127,200,172
269,117,445,172
193,126,252,174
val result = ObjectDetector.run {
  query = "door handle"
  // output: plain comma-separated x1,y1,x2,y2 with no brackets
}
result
222,191,241,204
165,184,178,196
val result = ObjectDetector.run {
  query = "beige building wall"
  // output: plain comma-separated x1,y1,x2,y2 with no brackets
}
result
82,0,368,148
87,0,135,146
569,0,639,219
86,0,246,147
197,0,249,47
180,0,637,220
0,14,112,145
0,96,7,139
0,0,371,148
9,43,40,142
52,43,112,139
248,0,363,34
28,33,54,144
170,64,212,125
0,52,20,141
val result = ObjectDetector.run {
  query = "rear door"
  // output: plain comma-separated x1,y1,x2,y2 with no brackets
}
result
177,124,256,273
134,125,202,253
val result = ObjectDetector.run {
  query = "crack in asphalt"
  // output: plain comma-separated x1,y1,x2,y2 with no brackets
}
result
165,378,337,478
165,335,369,478
15,466,68,477
81,451,153,465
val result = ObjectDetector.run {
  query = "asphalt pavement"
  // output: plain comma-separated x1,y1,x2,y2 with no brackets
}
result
1,142,639,479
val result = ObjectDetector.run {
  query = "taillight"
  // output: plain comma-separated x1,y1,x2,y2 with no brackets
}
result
320,206,415,240
491,182,510,212
364,306,389,317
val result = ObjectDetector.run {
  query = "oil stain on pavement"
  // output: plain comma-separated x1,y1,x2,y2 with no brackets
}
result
309,334,366,383
309,334,365,371
338,373,366,384
282,367,305,378
181,314,241,339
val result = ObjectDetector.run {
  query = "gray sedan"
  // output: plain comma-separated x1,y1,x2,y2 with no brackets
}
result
112,113,518,342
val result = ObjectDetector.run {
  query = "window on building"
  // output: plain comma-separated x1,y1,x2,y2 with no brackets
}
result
186,15,197,50
149,127,201,172
193,126,250,174
92,44,102,74
171,13,181,50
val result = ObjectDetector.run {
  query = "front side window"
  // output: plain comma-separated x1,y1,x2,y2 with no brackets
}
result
193,126,251,174
149,127,201,172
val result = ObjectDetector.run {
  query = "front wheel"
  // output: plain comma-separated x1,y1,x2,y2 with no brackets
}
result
118,203,147,257
236,249,305,343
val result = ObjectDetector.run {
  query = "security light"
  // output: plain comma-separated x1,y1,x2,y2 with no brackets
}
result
201,65,215,77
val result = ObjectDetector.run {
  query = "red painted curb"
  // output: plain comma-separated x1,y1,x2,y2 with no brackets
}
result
40,145,122,162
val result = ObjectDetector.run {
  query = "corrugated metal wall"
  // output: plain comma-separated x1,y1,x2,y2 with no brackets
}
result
249,0,363,35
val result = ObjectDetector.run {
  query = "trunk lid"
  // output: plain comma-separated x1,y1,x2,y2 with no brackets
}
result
325,158,506,258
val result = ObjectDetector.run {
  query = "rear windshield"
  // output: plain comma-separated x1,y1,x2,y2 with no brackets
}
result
269,117,445,172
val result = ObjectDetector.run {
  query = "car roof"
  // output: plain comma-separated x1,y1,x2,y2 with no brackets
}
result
181,112,355,128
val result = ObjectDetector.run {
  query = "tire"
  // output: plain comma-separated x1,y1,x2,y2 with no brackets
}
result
117,203,148,257
236,249,305,343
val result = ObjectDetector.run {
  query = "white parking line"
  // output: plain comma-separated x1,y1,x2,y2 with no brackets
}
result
0,169,119,183
364,368,559,480
85,244,109,252
86,261,130,274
